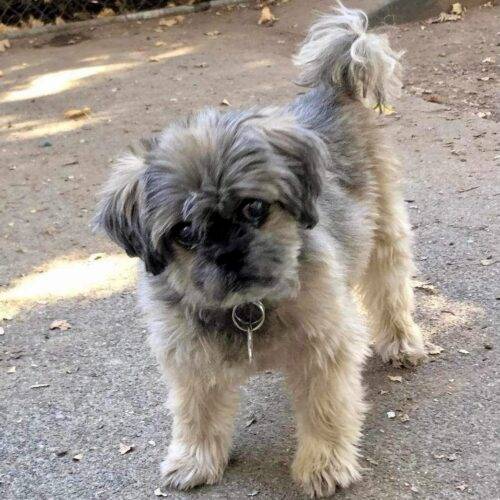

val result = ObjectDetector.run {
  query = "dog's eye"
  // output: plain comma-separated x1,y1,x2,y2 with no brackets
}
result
240,199,270,226
173,222,199,249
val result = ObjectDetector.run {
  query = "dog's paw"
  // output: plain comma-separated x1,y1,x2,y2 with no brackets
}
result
292,444,361,498
160,451,224,490
375,324,428,367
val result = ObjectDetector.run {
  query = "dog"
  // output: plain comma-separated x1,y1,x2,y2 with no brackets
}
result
94,3,427,497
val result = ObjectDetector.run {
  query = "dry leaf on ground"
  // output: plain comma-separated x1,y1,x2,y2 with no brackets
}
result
426,342,444,355
64,107,91,120
388,375,403,383
159,15,184,27
258,6,277,26
413,281,438,295
428,12,462,23
119,443,134,455
50,319,72,331
98,8,115,18
451,3,464,15
0,39,11,52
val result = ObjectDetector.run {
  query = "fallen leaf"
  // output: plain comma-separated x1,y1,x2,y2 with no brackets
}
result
428,12,462,23
365,456,379,466
400,413,410,423
480,258,496,266
245,416,257,428
50,319,72,331
458,349,469,355
154,488,168,497
204,30,221,37
159,15,184,27
258,6,277,26
387,411,396,419
119,443,134,455
98,8,115,17
7,366,16,374
72,453,83,461
64,107,91,120
426,342,444,355
30,383,50,389
220,98,231,106
388,375,403,383
451,3,464,15
0,39,11,52
413,281,438,295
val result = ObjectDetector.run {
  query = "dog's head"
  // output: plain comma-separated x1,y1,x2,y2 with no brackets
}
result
94,108,328,307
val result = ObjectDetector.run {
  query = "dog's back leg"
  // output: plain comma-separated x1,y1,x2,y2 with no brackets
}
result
359,155,427,366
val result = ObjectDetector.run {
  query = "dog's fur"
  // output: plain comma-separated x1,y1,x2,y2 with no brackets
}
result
94,3,427,497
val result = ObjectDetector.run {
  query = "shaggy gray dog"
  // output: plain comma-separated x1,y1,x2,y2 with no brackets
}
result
95,3,427,497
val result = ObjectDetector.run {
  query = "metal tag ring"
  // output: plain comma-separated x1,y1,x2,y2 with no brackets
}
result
232,301,265,332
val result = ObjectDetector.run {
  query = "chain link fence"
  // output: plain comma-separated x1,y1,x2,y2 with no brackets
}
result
0,0,208,31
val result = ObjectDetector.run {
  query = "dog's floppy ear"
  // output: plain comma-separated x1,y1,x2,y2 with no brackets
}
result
265,121,328,229
93,153,167,275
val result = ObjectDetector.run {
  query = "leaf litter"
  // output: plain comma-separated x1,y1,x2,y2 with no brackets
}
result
50,319,72,331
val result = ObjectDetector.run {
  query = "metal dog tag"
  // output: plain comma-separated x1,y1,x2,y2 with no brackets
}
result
232,301,265,363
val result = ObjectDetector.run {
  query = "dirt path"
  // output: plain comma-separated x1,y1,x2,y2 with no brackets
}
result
1,1,498,498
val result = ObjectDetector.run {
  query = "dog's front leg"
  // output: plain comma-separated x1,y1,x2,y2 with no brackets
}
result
285,314,368,498
160,368,240,490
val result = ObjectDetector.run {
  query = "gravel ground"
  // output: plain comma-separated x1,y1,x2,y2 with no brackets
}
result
1,1,498,499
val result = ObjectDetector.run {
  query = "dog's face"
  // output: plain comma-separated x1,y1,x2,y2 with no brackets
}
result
95,109,328,308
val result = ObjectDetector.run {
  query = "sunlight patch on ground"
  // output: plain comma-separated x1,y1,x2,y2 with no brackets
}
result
0,254,137,319
416,291,485,335
0,63,138,103
244,59,275,69
2,114,109,141
148,46,195,62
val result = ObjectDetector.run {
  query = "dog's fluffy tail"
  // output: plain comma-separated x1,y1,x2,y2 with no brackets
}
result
294,2,402,106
